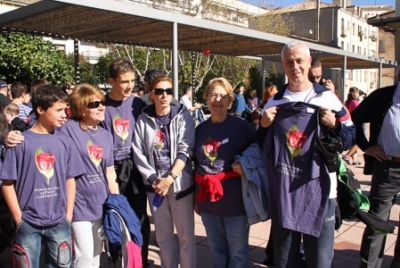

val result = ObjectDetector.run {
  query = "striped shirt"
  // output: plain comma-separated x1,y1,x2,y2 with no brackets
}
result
17,103,32,122
377,83,400,157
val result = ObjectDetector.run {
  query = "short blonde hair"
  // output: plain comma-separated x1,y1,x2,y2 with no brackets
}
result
69,83,105,130
203,77,235,107
4,103,19,116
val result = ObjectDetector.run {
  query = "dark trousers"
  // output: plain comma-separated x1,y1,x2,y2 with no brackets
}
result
115,159,150,268
272,198,336,268
360,160,400,268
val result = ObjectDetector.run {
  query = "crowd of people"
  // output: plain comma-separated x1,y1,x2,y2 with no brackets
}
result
0,39,399,268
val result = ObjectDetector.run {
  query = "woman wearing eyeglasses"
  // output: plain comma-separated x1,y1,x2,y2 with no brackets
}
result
58,83,119,268
132,75,196,268
194,77,255,268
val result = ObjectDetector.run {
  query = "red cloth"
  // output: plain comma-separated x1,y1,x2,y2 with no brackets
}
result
195,171,240,203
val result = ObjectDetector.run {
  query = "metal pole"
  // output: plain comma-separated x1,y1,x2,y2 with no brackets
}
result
316,0,320,42
191,51,196,103
172,22,178,100
342,55,347,101
261,57,266,94
74,39,80,84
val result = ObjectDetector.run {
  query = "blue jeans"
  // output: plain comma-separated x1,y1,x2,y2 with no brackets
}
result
201,212,249,268
272,198,336,268
12,218,72,268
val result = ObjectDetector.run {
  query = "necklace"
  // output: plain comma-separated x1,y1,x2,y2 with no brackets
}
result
155,112,171,129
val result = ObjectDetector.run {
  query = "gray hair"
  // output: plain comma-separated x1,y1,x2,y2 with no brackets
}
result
281,40,310,60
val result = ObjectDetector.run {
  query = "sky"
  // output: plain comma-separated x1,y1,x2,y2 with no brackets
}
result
244,0,397,9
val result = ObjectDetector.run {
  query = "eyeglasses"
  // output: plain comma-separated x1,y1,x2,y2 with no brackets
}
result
153,88,173,95
87,101,105,109
210,93,229,101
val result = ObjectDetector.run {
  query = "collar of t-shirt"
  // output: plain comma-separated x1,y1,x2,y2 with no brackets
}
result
283,86,314,103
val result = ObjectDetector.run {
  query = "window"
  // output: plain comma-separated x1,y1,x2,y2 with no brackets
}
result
379,40,385,53
352,45,355,53
352,23,355,35
341,41,344,49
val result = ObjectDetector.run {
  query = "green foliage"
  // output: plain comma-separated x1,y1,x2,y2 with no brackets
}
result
265,63,285,90
248,66,263,98
66,54,102,86
249,13,294,36
0,33,73,85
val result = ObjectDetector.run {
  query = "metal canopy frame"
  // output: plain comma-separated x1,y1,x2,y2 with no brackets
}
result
0,0,396,92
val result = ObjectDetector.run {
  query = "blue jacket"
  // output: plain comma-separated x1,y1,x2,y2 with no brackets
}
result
103,194,143,247
236,143,269,225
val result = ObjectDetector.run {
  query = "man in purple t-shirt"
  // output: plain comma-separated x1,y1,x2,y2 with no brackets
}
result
100,58,150,268
0,85,85,268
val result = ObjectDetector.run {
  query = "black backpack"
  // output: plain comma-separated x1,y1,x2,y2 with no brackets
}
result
335,157,395,234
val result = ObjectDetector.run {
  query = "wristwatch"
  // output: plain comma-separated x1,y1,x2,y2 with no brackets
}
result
168,171,177,180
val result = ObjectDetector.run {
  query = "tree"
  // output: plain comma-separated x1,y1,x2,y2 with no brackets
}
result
248,66,263,98
249,13,294,36
0,33,73,85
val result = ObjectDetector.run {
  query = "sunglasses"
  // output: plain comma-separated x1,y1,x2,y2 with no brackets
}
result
87,101,105,109
153,88,173,95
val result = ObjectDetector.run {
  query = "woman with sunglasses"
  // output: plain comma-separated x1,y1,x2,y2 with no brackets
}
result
194,77,255,268
133,75,196,268
58,83,119,268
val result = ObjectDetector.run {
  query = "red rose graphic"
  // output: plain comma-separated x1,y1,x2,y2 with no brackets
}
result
35,147,55,185
203,138,221,165
154,130,165,151
113,115,130,144
87,140,103,170
286,125,308,161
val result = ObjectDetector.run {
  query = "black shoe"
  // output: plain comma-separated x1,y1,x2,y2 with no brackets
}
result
263,256,274,266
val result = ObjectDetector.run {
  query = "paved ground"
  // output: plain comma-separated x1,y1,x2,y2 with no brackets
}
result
1,154,398,268
141,155,400,268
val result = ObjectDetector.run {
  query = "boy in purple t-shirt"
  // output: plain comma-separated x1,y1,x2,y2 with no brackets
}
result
100,58,149,267
0,85,85,268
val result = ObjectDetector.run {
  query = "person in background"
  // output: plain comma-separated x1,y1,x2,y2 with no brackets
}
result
62,82,75,96
3,103,26,131
180,84,202,112
138,85,145,96
10,82,32,122
231,82,250,117
30,79,49,95
308,58,335,93
141,67,165,105
246,89,260,111
133,75,196,268
131,85,140,97
352,69,400,268
0,80,11,107
194,77,255,268
0,102,13,267
0,85,85,268
60,83,119,268
342,87,362,165
259,85,278,109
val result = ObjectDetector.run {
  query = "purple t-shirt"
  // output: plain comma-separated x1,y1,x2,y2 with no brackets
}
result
194,115,255,216
59,120,114,221
153,113,171,171
0,130,85,227
101,95,147,161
